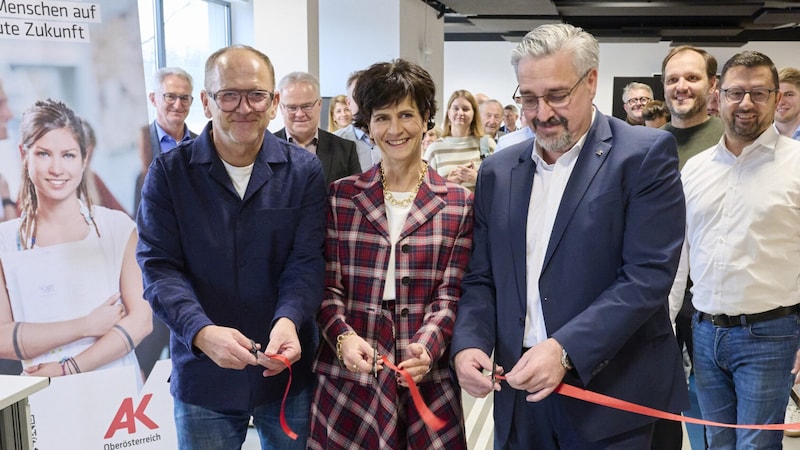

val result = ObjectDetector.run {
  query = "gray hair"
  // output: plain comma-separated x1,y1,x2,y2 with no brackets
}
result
480,99,504,113
152,66,193,92
622,82,654,102
277,71,321,98
511,23,599,78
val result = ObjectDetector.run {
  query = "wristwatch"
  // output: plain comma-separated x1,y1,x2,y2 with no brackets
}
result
560,347,574,370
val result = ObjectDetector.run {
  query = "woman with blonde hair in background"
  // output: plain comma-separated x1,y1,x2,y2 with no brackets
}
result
423,90,495,190
0,99,152,379
328,94,352,132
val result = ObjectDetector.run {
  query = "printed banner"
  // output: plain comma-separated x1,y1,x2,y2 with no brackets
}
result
0,1,174,448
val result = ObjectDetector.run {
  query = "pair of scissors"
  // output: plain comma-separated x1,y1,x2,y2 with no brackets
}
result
373,347,378,378
249,339,259,359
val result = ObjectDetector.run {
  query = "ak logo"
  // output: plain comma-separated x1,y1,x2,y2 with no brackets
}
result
103,394,159,439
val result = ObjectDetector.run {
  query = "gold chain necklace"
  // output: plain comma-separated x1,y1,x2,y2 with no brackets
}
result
380,161,428,207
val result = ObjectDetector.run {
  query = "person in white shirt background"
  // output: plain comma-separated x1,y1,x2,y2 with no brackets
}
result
672,50,800,449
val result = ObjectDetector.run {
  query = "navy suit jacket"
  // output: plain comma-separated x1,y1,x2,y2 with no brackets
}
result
274,128,361,185
452,110,689,442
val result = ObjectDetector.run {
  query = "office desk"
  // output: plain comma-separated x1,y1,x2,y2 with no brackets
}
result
0,375,49,450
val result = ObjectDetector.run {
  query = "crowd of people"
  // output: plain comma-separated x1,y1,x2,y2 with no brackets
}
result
2,21,800,450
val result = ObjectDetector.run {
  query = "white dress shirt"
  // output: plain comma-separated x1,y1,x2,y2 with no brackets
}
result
672,126,800,316
522,128,589,347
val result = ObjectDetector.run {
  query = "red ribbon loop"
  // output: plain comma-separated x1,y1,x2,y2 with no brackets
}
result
381,355,447,431
262,353,298,440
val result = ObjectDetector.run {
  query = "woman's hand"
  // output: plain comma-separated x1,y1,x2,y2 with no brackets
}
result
397,343,432,386
24,361,65,377
339,332,382,375
82,293,124,337
447,162,477,185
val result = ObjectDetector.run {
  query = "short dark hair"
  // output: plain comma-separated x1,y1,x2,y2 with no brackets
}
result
662,46,718,82
352,59,436,131
720,50,779,89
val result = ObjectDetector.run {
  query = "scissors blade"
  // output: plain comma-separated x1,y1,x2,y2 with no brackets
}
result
373,347,378,378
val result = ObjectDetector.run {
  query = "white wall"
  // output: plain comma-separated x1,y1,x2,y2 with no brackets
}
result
319,0,401,97
445,40,800,115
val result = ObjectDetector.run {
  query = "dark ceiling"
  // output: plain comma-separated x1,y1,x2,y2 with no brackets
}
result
424,0,800,46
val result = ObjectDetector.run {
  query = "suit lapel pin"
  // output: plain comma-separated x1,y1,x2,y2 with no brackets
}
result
595,150,604,156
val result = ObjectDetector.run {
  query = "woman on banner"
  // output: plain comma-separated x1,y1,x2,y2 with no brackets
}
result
0,99,152,378
422,90,496,190
309,59,472,449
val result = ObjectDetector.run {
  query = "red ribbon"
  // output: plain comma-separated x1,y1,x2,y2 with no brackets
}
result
261,354,298,440
493,375,798,431
380,355,447,431
555,383,795,431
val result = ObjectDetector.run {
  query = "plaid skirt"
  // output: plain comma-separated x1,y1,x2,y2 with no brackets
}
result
308,370,466,449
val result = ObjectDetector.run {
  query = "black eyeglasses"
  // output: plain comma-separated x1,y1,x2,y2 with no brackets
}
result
720,87,777,104
626,97,652,106
211,90,274,112
163,93,193,105
513,71,590,112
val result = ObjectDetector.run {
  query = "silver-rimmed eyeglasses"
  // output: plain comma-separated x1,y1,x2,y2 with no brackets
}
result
513,71,590,112
720,87,777,104
163,93,193,105
211,90,274,112
280,99,321,114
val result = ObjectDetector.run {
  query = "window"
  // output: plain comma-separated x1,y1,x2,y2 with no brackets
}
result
139,0,231,131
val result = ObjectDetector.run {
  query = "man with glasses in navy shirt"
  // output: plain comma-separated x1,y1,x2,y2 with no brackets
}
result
137,45,327,449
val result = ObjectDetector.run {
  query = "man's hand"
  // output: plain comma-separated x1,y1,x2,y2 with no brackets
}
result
259,318,301,377
454,348,501,398
193,325,259,370
504,338,566,402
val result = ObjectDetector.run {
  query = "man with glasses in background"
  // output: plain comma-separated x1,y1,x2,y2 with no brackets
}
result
135,67,199,379
621,81,653,125
673,51,800,449
274,71,360,185
452,23,687,449
136,45,327,449
148,67,197,155
136,67,198,211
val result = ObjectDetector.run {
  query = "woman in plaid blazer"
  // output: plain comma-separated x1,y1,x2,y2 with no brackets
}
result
309,59,473,450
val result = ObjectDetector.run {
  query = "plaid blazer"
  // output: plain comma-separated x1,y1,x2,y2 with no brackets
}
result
311,164,472,449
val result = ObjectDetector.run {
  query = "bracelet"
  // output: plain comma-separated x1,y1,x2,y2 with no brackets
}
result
58,356,81,375
12,322,25,360
2,198,14,208
113,324,135,352
336,331,357,363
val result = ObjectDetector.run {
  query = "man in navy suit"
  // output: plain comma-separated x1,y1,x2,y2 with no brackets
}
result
274,71,360,185
452,23,688,449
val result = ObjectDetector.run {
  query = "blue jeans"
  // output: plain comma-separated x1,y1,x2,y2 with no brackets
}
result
693,312,800,449
174,385,312,450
